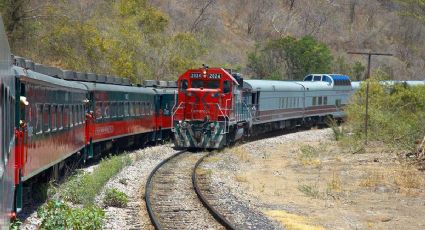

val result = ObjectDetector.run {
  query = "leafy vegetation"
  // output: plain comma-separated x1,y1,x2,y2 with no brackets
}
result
37,200,104,230
297,184,321,199
9,219,22,230
60,154,131,205
103,188,129,208
248,36,333,80
333,56,366,81
0,0,205,82
344,74,425,152
31,154,132,229
396,0,425,22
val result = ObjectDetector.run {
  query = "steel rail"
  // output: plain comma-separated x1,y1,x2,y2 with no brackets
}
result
144,150,187,230
192,152,237,230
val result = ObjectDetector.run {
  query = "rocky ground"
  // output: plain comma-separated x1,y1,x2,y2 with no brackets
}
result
203,128,425,230
96,144,177,230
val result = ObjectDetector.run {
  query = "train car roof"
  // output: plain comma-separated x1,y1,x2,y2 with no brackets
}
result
13,66,87,90
243,80,304,92
351,81,361,90
295,81,334,91
153,88,176,95
80,81,157,94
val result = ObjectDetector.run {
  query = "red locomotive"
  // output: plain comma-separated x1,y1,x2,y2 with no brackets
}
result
172,66,250,148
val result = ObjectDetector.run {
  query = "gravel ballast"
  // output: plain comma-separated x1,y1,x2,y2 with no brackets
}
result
19,144,178,230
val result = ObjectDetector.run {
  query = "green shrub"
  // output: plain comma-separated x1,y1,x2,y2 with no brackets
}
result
61,154,131,205
103,188,129,208
325,117,344,141
345,78,425,151
9,219,22,230
248,36,333,80
37,200,104,230
298,184,321,199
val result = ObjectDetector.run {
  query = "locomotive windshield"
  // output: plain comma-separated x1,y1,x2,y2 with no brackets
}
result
191,80,220,89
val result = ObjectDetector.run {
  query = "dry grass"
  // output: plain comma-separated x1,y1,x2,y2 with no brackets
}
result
203,156,220,163
197,168,213,177
235,174,248,183
327,172,342,192
264,210,325,230
394,167,423,190
231,146,251,163
297,145,321,167
360,170,388,188
360,166,423,195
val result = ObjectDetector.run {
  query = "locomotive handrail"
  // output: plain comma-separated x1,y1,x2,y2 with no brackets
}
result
215,103,230,134
172,101,230,134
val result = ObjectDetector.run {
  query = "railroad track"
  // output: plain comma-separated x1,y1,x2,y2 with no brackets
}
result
145,150,235,230
194,153,281,230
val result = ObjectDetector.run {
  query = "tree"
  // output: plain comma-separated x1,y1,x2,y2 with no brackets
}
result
396,0,425,22
189,0,216,32
248,36,333,80
2,0,204,82
351,61,365,81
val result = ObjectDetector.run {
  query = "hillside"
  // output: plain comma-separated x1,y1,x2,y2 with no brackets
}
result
151,0,425,80
2,0,424,80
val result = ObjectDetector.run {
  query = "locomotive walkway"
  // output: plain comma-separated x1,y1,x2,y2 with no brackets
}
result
145,151,232,229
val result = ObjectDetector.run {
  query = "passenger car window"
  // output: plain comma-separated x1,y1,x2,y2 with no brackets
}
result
147,102,151,115
96,102,102,119
304,75,313,81
57,105,63,130
323,76,332,83
104,102,110,118
43,104,50,132
313,76,321,81
63,105,69,128
36,104,43,134
312,97,317,106
223,81,231,93
318,97,322,105
69,105,73,127
51,105,57,131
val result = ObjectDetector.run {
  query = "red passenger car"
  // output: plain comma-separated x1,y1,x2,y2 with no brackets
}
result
13,66,88,212
81,82,163,157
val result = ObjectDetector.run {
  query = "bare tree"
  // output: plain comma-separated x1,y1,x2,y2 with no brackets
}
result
246,0,273,36
285,0,296,11
189,0,216,33
349,0,358,24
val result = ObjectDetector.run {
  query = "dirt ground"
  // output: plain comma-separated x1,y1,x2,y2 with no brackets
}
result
213,130,425,230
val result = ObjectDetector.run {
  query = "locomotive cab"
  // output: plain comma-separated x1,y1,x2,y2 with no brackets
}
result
172,67,247,149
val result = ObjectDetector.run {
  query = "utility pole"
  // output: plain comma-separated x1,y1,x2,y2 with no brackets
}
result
347,51,393,145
